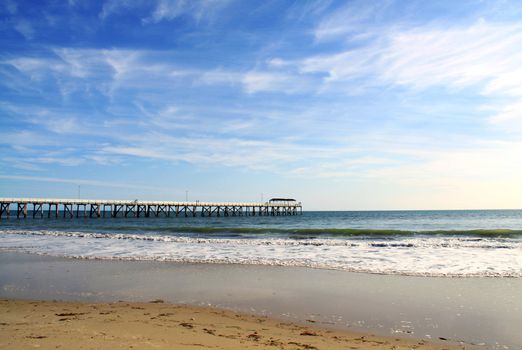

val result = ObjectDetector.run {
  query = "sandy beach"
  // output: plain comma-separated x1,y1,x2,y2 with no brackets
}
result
1,298,480,350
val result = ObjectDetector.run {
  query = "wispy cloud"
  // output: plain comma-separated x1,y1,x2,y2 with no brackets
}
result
241,71,305,94
100,133,347,172
286,0,333,21
488,101,522,131
5,47,315,100
14,19,34,39
198,68,312,94
304,22,522,91
197,69,242,86
299,20,522,133
0,175,162,191
99,0,139,20
4,0,18,14
0,130,59,147
99,0,230,24
314,0,388,41
143,0,229,24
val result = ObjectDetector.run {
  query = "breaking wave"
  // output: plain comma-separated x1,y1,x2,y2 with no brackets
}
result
38,225,522,237
1,229,521,278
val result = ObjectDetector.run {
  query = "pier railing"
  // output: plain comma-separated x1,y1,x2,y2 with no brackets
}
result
0,198,302,219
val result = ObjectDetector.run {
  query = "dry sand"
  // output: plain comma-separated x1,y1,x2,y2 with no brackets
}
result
0,299,481,350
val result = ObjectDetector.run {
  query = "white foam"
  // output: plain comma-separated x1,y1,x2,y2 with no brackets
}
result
1,230,521,277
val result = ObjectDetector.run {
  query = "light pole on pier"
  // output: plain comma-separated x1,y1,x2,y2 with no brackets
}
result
78,185,81,199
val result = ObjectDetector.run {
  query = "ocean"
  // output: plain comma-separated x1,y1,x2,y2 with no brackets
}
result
1,210,521,277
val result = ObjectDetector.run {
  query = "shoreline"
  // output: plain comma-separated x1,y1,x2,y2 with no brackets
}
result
0,298,476,350
1,252,520,349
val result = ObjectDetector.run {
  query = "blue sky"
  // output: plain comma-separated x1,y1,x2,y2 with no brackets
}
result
1,0,522,210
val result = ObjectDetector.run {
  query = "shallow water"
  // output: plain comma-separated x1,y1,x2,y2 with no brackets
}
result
1,253,520,350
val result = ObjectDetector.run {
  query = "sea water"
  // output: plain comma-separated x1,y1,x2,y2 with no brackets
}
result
1,210,521,277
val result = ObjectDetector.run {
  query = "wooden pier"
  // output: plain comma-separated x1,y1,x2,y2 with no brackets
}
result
0,198,302,219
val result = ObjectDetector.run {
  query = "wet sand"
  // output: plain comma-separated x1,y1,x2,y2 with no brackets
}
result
1,252,520,349
0,299,478,350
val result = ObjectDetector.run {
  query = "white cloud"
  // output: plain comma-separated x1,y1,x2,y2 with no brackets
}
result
99,131,356,173
1,158,44,171
5,49,113,84
0,130,58,147
30,156,85,167
305,22,522,90
14,19,34,39
302,21,522,132
143,0,229,24
43,116,79,134
489,101,522,130
266,58,287,67
241,71,293,94
99,0,135,19
143,0,187,23
4,49,163,99
84,154,123,166
378,23,522,92
53,48,99,78
4,0,17,14
0,104,107,137
99,0,229,24
286,0,333,21
5,47,314,101
0,175,162,191
6,56,50,73
314,0,387,41
197,68,309,94
197,69,242,86
300,46,376,82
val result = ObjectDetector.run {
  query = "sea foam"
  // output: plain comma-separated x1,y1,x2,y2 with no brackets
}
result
1,229,521,277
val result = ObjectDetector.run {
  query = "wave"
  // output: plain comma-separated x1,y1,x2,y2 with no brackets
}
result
2,229,521,278
1,229,521,249
40,226,522,237
3,251,518,278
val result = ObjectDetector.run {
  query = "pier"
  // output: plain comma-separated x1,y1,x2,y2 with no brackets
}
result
0,198,302,219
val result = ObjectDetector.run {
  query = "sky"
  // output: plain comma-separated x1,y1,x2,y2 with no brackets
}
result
1,0,522,210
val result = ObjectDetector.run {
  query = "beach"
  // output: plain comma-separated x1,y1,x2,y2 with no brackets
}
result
1,252,520,349
1,210,521,349
4,0,522,348
0,299,477,350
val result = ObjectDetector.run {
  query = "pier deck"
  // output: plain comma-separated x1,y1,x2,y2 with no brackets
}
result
0,198,302,219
